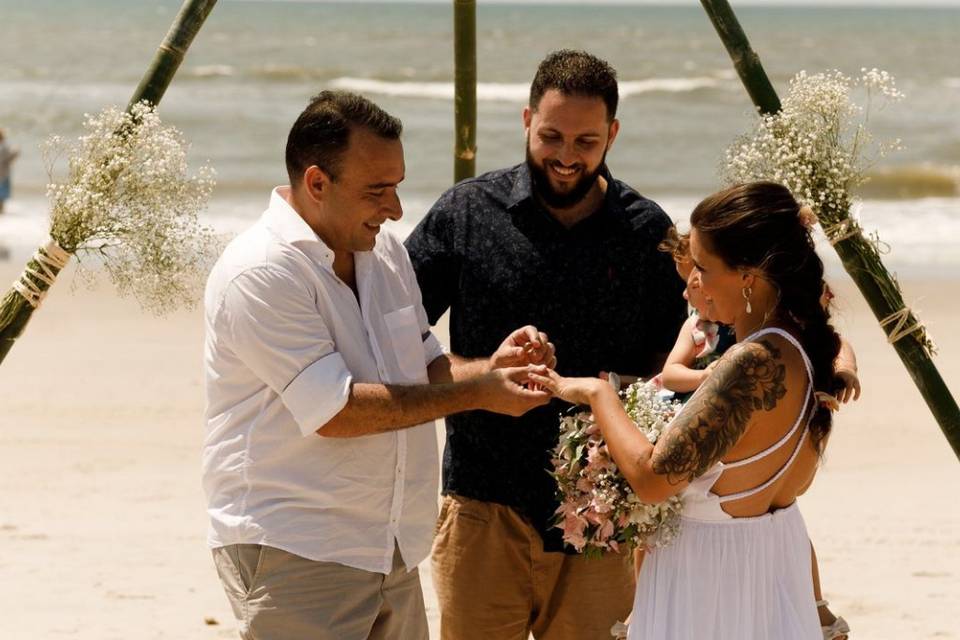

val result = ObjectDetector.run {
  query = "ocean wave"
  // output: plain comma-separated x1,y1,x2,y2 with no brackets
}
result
328,76,723,102
858,165,960,199
184,65,237,79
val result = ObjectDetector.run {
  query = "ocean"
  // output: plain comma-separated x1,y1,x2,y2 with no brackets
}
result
1,0,958,274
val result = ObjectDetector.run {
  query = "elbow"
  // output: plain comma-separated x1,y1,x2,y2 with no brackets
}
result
624,455,679,504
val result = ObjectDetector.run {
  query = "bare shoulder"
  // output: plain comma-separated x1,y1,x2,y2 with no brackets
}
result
651,337,789,484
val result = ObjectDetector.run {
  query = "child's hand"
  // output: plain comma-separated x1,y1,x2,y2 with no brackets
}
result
835,368,861,404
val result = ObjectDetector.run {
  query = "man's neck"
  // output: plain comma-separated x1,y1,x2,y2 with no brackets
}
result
540,175,608,230
333,250,359,299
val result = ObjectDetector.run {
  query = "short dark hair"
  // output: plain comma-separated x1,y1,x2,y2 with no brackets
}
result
529,50,619,121
285,90,402,184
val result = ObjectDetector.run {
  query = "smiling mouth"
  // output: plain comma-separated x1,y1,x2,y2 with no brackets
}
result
363,222,381,233
550,164,580,178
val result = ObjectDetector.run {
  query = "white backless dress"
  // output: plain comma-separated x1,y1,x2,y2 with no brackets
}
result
628,328,822,640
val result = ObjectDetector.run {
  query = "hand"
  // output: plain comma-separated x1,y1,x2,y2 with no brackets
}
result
476,365,552,416
527,366,606,406
835,368,861,404
490,325,557,370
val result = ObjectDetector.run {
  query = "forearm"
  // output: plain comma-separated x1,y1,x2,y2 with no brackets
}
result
427,352,490,384
588,384,673,503
320,379,483,437
835,335,857,373
660,363,708,393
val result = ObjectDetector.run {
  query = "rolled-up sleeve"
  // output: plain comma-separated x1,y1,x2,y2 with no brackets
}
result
219,266,352,436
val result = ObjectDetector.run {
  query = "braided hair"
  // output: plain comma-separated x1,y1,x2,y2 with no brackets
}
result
690,182,842,451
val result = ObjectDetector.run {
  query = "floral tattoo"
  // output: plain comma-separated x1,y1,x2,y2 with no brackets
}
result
652,340,787,484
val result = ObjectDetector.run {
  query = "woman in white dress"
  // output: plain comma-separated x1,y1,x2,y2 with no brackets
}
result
529,182,843,640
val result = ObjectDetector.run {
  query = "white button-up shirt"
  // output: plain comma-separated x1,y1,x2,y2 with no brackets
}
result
202,187,445,574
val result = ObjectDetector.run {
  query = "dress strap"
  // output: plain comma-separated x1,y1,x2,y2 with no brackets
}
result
715,327,818,504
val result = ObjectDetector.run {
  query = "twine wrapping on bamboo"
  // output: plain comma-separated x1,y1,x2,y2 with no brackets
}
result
11,241,71,308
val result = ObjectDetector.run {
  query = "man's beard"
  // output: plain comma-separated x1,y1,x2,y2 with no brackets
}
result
526,144,606,210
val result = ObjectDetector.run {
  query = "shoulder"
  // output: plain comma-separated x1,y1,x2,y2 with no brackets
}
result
205,224,312,314
610,178,673,236
714,338,789,410
428,165,522,216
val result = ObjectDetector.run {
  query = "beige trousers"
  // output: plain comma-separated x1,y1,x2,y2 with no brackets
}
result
212,543,429,640
431,494,635,640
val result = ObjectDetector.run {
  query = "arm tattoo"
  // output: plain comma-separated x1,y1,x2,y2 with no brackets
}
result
652,340,787,484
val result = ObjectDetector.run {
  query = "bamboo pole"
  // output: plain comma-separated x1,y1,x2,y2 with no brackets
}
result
0,0,218,365
453,0,477,182
698,0,960,461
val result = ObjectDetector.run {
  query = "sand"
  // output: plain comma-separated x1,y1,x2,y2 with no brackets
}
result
0,260,957,639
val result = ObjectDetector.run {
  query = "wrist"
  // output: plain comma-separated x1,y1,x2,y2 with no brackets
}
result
587,379,614,404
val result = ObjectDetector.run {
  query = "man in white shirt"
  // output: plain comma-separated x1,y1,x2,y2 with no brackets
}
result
203,91,555,640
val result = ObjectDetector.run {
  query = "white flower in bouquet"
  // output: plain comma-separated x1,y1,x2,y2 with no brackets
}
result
551,380,684,557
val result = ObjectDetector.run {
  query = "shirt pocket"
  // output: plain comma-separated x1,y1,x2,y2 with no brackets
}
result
383,305,427,382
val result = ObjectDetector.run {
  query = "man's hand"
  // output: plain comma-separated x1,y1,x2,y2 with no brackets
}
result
489,325,557,371
475,365,553,416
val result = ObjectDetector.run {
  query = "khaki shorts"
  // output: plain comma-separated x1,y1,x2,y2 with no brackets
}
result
431,494,635,640
213,543,428,640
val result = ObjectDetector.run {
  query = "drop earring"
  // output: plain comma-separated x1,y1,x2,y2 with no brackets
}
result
742,287,753,314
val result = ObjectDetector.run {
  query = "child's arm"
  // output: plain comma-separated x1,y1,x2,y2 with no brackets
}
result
660,316,711,393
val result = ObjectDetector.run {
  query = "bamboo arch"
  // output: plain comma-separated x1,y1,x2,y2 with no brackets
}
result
2,0,957,463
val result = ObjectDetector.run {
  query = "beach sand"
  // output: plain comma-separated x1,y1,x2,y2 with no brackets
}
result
0,261,957,639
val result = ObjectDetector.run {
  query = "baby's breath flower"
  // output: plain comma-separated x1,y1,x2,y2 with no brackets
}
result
722,69,902,226
43,102,219,315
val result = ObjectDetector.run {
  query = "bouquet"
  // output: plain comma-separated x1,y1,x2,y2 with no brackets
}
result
551,380,684,557
0,102,218,364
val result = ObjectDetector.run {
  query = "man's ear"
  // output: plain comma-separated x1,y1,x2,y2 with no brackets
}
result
606,118,620,150
522,106,532,134
302,165,331,204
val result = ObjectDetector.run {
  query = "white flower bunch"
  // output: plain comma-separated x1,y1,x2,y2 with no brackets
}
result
723,69,903,225
43,102,218,315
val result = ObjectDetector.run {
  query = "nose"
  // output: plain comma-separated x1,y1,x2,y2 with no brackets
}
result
384,189,402,221
682,288,690,301
556,142,578,167
687,267,701,289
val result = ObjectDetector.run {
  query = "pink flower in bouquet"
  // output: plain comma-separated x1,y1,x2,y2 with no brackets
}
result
561,512,588,550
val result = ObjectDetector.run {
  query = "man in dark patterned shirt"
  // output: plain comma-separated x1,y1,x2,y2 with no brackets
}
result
405,50,686,639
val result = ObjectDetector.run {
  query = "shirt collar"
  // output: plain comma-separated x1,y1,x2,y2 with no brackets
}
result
262,186,336,267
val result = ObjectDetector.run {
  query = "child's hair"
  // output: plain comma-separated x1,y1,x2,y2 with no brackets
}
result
658,226,690,263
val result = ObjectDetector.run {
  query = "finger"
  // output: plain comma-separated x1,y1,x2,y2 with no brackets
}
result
853,380,862,401
546,355,557,369
515,325,540,346
507,364,548,382
527,372,558,393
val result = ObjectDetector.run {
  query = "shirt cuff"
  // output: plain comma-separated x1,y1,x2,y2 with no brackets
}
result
423,331,446,365
281,352,353,437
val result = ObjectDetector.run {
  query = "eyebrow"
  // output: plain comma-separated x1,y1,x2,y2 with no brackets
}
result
540,128,601,139
365,180,402,190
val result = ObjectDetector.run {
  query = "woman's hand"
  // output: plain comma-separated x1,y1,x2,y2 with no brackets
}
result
527,366,607,406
